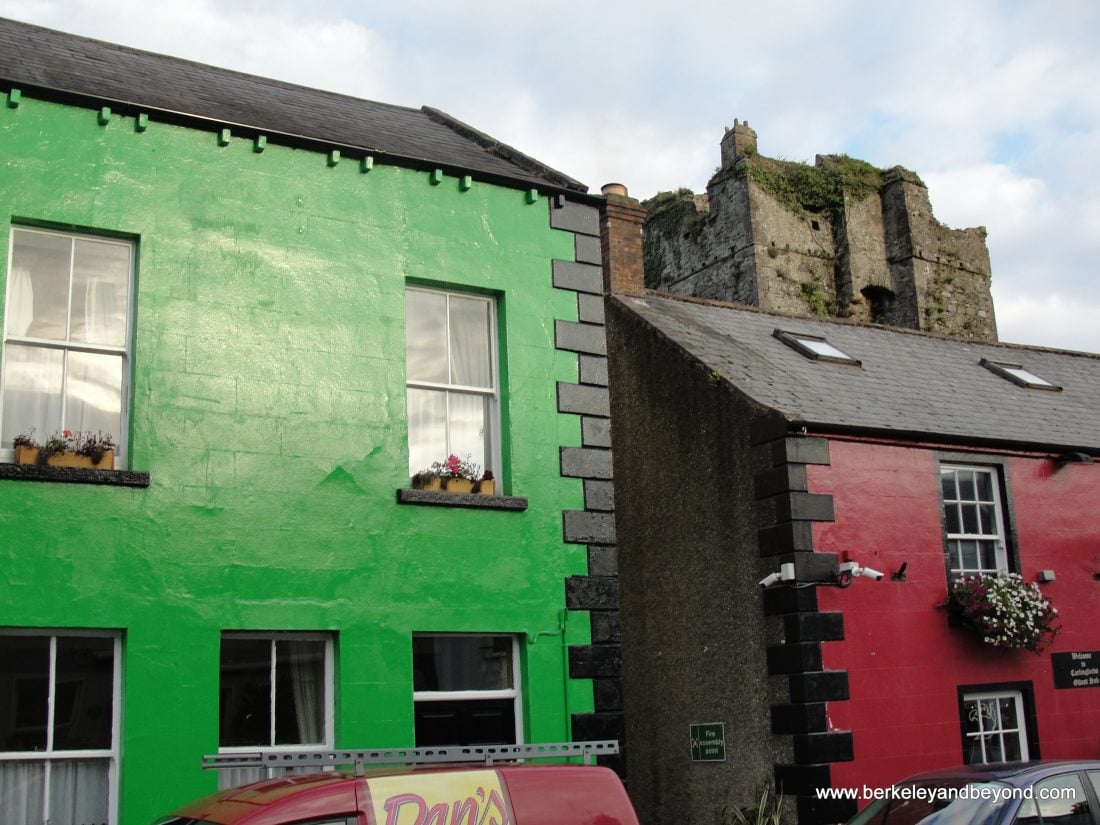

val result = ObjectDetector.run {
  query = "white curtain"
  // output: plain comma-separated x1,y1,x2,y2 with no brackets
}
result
0,759,108,825
8,266,34,336
288,641,322,744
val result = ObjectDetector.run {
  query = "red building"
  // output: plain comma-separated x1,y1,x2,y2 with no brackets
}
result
600,192,1100,825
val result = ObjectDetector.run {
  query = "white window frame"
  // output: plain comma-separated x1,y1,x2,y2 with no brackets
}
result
217,632,334,788
961,689,1029,765
1,226,133,463
0,629,122,825
940,464,1009,579
405,286,501,481
412,634,522,746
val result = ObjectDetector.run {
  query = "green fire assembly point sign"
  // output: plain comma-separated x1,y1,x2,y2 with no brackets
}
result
690,723,726,761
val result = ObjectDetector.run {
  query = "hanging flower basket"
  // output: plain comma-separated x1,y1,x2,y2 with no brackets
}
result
943,573,1060,654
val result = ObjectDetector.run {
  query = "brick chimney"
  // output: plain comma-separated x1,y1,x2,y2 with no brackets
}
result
600,183,646,294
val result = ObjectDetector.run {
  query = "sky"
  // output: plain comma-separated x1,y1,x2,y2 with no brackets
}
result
4,0,1100,353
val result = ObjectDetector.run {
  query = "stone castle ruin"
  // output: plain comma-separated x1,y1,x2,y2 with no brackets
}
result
644,120,998,341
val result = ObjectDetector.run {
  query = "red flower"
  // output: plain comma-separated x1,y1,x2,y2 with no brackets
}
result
62,429,73,437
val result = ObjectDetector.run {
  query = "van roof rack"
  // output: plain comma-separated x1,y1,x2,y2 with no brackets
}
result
203,740,619,775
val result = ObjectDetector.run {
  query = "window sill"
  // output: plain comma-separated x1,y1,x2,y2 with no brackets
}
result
396,488,528,511
0,462,151,488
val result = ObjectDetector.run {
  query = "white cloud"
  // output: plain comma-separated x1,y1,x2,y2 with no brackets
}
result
993,289,1100,353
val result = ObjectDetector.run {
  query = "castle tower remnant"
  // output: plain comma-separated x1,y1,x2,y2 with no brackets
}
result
644,120,998,342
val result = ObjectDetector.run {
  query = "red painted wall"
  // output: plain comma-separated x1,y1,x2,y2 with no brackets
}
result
809,438,1100,796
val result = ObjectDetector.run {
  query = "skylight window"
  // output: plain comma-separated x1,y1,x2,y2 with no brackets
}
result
981,359,1061,391
773,329,861,366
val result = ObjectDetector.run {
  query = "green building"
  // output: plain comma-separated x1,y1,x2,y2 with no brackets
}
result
0,18,621,825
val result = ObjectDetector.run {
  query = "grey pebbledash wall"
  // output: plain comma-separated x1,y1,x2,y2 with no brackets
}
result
548,198,624,772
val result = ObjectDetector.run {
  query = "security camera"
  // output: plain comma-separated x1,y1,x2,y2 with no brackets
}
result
861,566,885,581
759,572,782,588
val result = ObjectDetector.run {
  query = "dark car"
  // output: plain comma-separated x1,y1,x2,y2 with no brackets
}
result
848,762,1100,825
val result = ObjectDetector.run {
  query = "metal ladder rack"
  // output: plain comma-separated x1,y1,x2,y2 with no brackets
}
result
203,740,619,776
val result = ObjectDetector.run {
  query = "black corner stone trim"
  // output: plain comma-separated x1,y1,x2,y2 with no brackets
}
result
775,763,832,797
772,492,835,523
578,354,609,387
766,643,823,675
590,611,621,643
561,447,613,479
396,489,529,510
783,612,844,643
0,463,151,487
575,233,602,265
754,464,808,500
552,205,622,776
758,521,816,556
552,259,603,294
566,574,619,610
564,510,616,545
581,417,612,448
771,436,831,467
789,671,850,703
577,293,606,324
792,732,854,765
796,795,858,825
762,585,819,616
781,553,840,584
568,644,621,679
584,480,615,512
557,382,610,416
771,702,828,734
550,200,600,236
555,319,608,355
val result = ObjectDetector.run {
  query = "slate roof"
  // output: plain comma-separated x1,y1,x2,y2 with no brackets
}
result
0,16,588,194
618,293,1100,453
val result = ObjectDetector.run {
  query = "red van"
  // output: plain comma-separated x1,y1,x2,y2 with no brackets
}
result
153,741,638,825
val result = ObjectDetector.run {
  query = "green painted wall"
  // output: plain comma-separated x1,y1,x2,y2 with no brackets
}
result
0,96,592,824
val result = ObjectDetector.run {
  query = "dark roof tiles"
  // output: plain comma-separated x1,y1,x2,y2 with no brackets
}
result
618,293,1100,452
0,16,587,193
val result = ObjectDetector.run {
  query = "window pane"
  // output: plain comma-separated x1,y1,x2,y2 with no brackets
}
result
940,471,957,501
48,759,110,825
413,636,512,691
975,471,994,502
274,640,325,745
978,504,996,534
220,638,272,747
962,504,979,534
1,344,64,446
0,761,46,824
53,637,114,750
8,229,71,341
70,238,130,347
944,503,961,534
406,290,448,383
0,636,50,751
447,392,487,472
64,351,123,438
407,388,446,475
448,295,491,388
958,471,977,501
979,542,1000,571
415,698,515,747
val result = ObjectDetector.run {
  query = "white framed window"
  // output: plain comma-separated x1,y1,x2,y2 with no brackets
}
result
218,633,333,788
1,227,133,462
412,634,521,747
405,287,499,481
940,465,1009,579
0,630,121,825
961,689,1029,764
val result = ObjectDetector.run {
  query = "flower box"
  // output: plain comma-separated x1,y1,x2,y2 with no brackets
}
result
411,454,496,495
15,445,115,470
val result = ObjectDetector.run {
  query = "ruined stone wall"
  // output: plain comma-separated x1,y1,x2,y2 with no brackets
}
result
643,125,998,341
